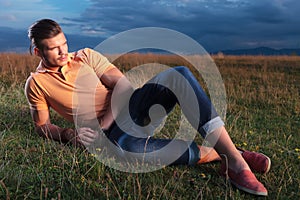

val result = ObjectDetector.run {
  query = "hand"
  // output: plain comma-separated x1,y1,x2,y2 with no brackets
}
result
76,127,99,147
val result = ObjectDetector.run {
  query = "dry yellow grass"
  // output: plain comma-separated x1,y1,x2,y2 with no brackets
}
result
0,52,299,199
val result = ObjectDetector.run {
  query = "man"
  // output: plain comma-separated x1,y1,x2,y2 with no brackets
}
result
25,19,270,196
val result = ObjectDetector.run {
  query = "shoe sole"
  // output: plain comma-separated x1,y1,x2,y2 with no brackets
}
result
229,179,268,196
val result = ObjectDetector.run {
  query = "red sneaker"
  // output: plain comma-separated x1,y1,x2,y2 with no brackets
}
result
220,154,268,196
239,148,271,174
225,168,268,196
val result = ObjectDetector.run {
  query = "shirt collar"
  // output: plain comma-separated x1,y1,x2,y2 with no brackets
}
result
36,53,73,73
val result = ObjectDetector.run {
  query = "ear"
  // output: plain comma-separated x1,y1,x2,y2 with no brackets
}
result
34,47,42,57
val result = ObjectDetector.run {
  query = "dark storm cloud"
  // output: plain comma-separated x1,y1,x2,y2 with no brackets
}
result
62,0,300,51
1,0,299,53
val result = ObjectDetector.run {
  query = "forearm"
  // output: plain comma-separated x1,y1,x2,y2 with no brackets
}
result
35,123,81,146
99,66,134,129
101,83,133,130
100,105,115,130
101,78,134,130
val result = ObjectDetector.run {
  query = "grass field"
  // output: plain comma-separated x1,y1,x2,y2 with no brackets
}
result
0,53,299,199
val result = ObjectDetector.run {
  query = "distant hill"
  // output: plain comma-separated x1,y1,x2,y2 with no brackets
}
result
214,47,300,56
0,25,299,56
132,47,300,56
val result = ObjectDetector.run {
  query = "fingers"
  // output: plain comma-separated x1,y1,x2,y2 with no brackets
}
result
77,127,99,146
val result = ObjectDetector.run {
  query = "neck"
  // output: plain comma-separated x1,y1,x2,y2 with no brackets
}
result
41,58,61,72
44,63,61,72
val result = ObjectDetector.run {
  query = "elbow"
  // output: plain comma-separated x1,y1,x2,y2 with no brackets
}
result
34,124,49,139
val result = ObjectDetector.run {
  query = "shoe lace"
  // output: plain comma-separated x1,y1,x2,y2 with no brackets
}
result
220,154,229,180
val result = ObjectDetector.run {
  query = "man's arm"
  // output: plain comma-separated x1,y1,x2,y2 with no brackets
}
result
100,65,127,89
31,109,100,147
31,109,81,146
99,66,134,130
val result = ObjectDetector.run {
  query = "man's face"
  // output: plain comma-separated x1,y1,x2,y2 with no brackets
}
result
36,32,69,69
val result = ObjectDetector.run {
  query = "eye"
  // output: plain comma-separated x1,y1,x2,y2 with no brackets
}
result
46,46,57,51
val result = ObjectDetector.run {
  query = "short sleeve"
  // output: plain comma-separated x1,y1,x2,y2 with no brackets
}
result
24,75,49,111
84,48,115,77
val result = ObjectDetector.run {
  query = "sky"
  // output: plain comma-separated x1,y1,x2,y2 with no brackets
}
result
0,0,299,53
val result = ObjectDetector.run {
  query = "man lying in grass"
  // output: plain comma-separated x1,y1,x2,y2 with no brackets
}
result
25,19,271,196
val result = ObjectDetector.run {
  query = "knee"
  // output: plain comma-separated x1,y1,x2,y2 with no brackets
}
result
173,66,192,76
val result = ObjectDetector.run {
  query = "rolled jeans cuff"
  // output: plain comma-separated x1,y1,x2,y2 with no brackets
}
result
199,116,225,137
188,141,200,165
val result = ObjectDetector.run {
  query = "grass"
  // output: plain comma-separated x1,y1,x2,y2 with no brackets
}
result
0,53,299,199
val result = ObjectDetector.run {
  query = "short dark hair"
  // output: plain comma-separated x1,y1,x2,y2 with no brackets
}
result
28,19,62,54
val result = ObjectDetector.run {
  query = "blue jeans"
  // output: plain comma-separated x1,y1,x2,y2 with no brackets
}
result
104,66,224,165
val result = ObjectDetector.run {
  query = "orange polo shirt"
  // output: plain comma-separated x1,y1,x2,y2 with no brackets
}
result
25,48,116,126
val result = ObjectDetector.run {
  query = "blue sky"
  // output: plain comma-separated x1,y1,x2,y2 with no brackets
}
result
0,0,299,52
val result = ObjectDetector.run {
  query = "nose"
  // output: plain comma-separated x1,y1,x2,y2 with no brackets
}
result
58,46,63,55
58,44,67,55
